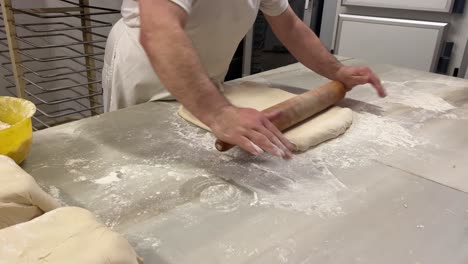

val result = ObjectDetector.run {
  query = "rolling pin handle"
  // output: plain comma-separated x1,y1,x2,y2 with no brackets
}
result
215,139,234,152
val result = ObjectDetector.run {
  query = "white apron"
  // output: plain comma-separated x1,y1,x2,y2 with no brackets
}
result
102,0,288,112
102,19,173,112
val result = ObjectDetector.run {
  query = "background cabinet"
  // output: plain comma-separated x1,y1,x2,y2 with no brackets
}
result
320,0,468,77
342,0,455,13
335,14,448,72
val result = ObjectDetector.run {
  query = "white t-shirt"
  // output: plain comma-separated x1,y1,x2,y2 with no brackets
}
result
120,0,288,82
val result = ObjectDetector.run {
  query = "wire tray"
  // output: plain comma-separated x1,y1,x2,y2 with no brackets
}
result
0,0,119,130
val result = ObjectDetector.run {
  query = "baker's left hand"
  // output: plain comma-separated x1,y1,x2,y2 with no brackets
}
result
334,66,386,97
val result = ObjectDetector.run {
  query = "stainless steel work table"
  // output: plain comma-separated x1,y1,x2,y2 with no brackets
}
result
22,57,468,263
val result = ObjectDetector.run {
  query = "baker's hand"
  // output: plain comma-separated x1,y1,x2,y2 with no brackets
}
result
208,106,295,159
335,66,386,97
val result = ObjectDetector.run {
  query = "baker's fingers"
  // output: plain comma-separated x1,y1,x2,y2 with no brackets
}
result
264,111,295,153
262,114,295,152
351,76,369,86
236,136,264,156
368,73,386,97
255,125,292,160
246,130,285,158
348,75,386,98
353,67,386,97
353,66,371,75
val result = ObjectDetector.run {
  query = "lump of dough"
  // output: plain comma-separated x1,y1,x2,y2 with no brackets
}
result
178,82,353,151
0,155,60,229
284,107,353,151
0,207,142,264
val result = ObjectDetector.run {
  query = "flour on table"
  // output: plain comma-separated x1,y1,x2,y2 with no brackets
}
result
170,109,345,216
179,176,249,213
65,158,87,166
218,242,261,259
171,97,428,216
141,237,162,249
252,159,347,217
48,186,61,200
73,176,88,182
94,171,122,185
170,113,349,216
439,113,459,120
312,112,423,169
199,184,242,212
378,81,455,112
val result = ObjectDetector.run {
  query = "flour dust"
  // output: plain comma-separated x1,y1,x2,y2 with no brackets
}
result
168,99,431,217
170,109,349,217
378,81,455,112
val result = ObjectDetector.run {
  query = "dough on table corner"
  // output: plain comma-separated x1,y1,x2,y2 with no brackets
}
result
0,206,143,264
178,82,354,151
0,155,61,229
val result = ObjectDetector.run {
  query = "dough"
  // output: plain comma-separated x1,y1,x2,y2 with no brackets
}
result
0,207,142,264
178,82,353,151
0,155,60,229
0,120,10,131
284,107,353,151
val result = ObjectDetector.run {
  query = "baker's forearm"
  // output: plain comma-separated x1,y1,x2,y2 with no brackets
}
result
139,1,230,126
137,0,296,158
285,23,343,79
266,8,343,80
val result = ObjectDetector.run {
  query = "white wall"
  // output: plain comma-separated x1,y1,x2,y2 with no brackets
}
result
320,0,468,76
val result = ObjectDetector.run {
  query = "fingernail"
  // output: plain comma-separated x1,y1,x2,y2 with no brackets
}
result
289,143,298,152
250,142,264,155
274,138,290,156
275,147,285,158
290,143,297,151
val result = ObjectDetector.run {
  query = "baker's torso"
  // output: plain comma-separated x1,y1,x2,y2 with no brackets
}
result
121,0,263,82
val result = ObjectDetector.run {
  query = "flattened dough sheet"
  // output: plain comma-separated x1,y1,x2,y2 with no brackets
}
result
178,82,353,151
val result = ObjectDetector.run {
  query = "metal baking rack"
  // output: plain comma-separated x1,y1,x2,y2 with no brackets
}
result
0,0,119,130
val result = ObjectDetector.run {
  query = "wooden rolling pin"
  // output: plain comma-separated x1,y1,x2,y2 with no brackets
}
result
215,81,347,152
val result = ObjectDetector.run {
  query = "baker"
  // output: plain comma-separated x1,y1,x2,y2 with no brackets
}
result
103,0,386,159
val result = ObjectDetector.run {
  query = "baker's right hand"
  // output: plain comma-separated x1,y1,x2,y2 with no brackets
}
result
207,105,295,159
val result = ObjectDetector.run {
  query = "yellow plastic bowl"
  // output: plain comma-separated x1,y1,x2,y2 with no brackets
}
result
0,96,36,164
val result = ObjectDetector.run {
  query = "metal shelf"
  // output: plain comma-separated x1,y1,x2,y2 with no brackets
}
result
0,0,119,130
